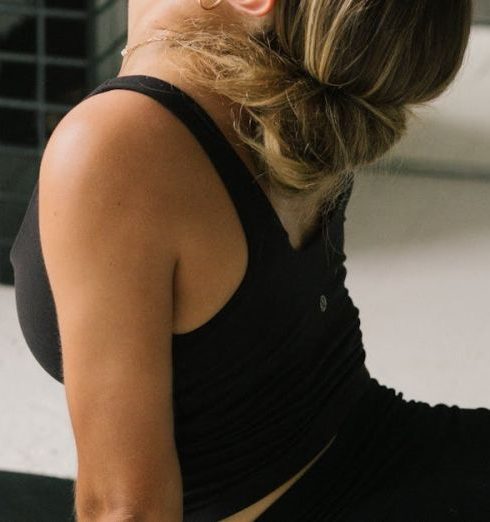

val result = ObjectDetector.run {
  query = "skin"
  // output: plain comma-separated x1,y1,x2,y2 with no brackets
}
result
39,1,337,520
120,0,321,250
120,3,339,517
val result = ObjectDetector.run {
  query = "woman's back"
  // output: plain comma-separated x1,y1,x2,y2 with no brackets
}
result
10,74,371,520
10,0,482,519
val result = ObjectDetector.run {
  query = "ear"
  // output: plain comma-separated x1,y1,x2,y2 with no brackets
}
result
227,0,276,18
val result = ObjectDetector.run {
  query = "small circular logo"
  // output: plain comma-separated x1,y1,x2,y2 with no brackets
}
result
319,294,327,312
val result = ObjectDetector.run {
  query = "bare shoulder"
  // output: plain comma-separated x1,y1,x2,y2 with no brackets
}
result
40,87,200,255
38,88,187,518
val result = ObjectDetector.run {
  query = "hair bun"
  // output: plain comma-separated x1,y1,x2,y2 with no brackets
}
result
157,0,472,209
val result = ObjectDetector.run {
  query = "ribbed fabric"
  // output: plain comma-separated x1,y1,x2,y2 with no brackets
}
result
10,75,372,520
255,377,490,522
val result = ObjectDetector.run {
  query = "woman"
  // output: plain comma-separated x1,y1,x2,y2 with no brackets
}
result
10,0,484,521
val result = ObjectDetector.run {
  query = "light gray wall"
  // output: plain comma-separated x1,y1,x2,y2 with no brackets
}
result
475,0,490,23
372,25,490,178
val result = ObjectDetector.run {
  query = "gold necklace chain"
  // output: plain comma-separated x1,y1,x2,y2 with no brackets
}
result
121,0,224,59
120,31,177,59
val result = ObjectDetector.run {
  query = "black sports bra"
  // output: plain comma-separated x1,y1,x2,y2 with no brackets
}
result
9,74,372,521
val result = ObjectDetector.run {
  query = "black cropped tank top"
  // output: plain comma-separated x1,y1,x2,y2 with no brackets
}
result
10,75,372,521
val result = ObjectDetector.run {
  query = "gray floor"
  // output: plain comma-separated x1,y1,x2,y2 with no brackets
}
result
1,169,489,480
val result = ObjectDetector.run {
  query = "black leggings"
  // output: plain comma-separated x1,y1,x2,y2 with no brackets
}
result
255,377,490,521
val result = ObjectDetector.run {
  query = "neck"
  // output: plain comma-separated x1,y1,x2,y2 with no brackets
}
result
126,0,236,48
119,0,271,202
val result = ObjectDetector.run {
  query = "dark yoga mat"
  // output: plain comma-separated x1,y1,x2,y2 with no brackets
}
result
0,470,75,521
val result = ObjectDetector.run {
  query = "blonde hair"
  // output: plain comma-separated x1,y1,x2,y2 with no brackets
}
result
159,0,473,221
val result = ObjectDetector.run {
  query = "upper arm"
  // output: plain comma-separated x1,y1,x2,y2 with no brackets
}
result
39,94,185,519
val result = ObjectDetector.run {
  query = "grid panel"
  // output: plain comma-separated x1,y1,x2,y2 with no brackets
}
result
0,0,126,284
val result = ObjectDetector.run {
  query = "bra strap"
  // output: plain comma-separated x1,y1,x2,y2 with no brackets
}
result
83,75,271,249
